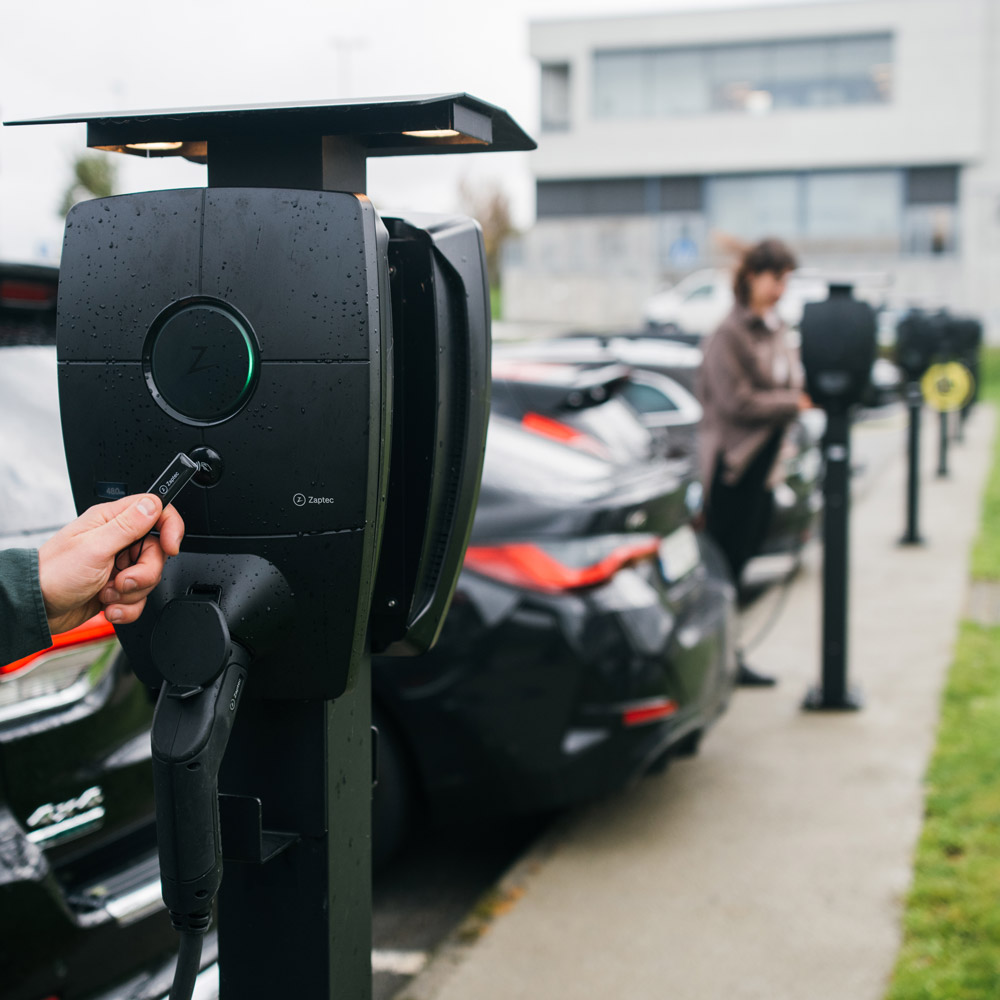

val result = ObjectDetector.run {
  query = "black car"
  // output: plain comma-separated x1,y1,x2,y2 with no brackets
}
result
495,334,703,391
371,412,737,864
490,358,667,462
494,336,824,579
0,264,219,1000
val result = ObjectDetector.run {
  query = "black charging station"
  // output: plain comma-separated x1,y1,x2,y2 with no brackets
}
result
799,283,877,711
895,309,954,542
9,95,533,1000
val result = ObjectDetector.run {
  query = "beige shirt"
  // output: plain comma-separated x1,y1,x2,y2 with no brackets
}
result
697,303,803,490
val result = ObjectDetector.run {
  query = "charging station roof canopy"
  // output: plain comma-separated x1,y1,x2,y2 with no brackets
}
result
7,93,536,161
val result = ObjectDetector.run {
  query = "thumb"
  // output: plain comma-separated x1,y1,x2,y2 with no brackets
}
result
92,494,164,556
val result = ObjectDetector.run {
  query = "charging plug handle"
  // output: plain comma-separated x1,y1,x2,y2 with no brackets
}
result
151,646,248,930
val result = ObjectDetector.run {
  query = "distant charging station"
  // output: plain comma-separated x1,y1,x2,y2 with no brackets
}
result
8,95,534,1000
800,283,877,711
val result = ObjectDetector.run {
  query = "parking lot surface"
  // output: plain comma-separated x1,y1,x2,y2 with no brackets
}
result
373,817,545,1000
397,404,994,1000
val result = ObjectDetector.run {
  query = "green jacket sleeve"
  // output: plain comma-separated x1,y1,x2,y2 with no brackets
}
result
0,549,54,665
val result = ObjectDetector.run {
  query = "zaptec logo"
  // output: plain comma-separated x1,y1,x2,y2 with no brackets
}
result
158,470,183,496
186,345,219,376
26,785,106,846
293,493,336,506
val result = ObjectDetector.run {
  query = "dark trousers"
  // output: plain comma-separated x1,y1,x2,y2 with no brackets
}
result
705,430,784,586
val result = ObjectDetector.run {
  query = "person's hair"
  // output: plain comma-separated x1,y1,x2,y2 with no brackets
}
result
733,238,798,306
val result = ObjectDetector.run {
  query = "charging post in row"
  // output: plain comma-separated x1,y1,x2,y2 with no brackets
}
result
8,95,534,1000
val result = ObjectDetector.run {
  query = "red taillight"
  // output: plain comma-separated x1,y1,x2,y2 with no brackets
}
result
463,538,660,593
622,698,679,727
1,614,116,677
520,412,608,457
0,278,57,309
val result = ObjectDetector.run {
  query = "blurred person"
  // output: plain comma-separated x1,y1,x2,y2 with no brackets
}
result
697,238,811,686
1,494,185,664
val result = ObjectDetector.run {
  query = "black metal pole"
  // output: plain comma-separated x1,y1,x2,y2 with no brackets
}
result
900,382,924,545
217,658,372,999
804,407,862,711
937,410,950,477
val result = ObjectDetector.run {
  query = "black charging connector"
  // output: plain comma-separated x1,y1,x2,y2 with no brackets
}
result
149,595,248,1000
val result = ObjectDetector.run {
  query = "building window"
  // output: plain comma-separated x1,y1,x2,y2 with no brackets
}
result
593,51,646,119
537,178,649,217
538,176,702,219
541,64,571,131
593,34,892,119
708,174,801,240
906,166,958,206
707,169,904,251
659,176,704,213
803,171,901,242
902,166,959,254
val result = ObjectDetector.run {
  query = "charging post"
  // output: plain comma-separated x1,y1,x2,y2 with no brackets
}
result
894,310,977,543
799,283,876,712
895,310,944,546
901,380,925,545
9,96,533,999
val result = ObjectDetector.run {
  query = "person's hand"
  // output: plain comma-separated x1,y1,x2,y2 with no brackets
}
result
798,391,813,411
37,495,185,634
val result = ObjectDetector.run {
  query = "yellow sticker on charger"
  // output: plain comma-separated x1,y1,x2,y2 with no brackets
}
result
921,361,975,412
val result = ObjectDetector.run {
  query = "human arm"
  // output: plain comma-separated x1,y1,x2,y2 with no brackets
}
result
0,548,52,665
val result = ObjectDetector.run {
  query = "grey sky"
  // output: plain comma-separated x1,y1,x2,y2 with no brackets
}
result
0,0,820,262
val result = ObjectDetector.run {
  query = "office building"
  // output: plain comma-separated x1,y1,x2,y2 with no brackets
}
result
505,0,1000,337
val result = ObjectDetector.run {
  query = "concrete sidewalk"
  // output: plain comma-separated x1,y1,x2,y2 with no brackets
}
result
402,405,996,1000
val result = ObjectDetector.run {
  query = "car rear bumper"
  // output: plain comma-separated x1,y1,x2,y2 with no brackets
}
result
374,541,735,818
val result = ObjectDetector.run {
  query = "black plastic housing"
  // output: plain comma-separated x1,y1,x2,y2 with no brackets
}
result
800,284,877,410
894,309,950,381
370,214,491,655
57,187,392,699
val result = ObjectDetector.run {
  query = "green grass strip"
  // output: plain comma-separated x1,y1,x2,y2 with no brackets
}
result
972,348,1000,580
886,348,1000,998
886,623,1000,998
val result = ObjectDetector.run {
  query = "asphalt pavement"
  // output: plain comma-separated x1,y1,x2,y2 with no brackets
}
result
398,402,996,1000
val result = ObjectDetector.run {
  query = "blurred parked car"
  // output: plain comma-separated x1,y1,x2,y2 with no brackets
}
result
0,264,219,1000
495,334,703,391
494,336,824,578
372,412,737,865
612,368,703,461
490,359,662,463
642,268,831,339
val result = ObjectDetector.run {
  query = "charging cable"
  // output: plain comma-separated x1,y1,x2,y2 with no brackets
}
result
738,564,799,655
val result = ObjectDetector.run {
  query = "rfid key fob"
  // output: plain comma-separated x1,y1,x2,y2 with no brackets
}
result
114,453,201,573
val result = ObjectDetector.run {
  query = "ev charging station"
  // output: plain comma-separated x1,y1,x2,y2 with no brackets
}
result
9,95,534,999
894,309,976,542
799,283,877,711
